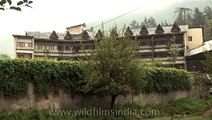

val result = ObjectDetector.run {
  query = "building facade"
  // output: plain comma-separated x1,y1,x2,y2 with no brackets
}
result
13,23,204,70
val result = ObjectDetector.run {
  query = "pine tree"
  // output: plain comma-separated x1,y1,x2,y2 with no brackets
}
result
148,17,157,27
140,17,149,27
129,20,140,29
204,6,212,19
204,17,212,41
161,20,169,27
192,8,205,26
174,7,192,25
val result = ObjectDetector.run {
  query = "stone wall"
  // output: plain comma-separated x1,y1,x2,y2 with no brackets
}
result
0,83,200,112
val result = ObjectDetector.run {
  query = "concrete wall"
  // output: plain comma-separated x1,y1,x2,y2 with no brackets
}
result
187,28,203,50
0,83,200,112
14,36,34,58
67,26,84,34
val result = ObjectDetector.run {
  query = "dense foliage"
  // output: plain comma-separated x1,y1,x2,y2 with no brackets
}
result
0,59,192,98
83,35,145,109
0,59,85,98
143,67,192,93
0,0,33,11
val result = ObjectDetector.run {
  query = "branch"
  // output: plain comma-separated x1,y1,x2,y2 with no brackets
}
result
0,0,33,11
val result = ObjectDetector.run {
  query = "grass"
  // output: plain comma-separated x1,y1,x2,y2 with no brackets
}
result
147,115,212,120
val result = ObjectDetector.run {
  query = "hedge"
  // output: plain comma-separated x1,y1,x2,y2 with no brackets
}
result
0,59,192,98
143,67,192,93
0,59,85,98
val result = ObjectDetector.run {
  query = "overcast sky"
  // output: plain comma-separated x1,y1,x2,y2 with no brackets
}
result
0,0,186,56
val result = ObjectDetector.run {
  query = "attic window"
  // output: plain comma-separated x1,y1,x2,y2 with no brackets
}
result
188,36,192,41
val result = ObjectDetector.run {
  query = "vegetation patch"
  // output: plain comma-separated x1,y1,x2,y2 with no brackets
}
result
0,59,85,98
0,58,192,99
0,96,211,120
143,67,192,93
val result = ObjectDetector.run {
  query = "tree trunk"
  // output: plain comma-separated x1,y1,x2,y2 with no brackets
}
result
111,95,117,110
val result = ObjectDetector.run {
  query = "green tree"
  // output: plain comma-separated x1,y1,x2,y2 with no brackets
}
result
0,54,10,59
0,0,33,11
174,7,192,25
169,37,179,67
192,8,205,26
161,20,169,27
140,17,148,27
204,6,212,19
148,17,157,27
140,17,157,28
204,17,212,41
129,20,140,29
121,24,127,35
89,26,96,38
203,52,212,76
83,34,144,109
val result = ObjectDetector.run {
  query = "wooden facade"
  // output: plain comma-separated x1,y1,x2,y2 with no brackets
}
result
14,24,204,70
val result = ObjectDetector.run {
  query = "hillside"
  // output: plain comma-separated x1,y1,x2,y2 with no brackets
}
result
87,0,212,31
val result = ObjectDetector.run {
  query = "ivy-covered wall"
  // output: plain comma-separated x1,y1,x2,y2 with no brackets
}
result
0,59,85,98
143,67,192,93
0,59,192,98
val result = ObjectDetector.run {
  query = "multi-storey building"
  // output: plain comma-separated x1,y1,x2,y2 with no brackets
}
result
13,23,204,70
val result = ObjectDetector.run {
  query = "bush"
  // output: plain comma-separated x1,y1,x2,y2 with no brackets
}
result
0,59,85,98
0,59,192,98
143,67,192,93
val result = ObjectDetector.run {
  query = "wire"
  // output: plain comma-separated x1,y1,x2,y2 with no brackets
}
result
91,6,143,29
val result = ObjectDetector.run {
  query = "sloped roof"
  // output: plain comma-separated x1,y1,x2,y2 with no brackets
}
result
131,25,189,36
64,31,72,40
95,29,104,38
110,28,119,37
66,23,86,29
124,27,133,36
50,31,59,40
171,23,181,33
140,25,149,35
26,30,91,40
186,40,212,57
26,31,64,39
155,24,165,34
81,30,90,39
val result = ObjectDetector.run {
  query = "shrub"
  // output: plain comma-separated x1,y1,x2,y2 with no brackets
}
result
143,67,192,93
0,59,192,98
0,59,85,98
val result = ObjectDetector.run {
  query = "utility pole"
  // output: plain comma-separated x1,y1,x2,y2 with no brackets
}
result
101,21,104,35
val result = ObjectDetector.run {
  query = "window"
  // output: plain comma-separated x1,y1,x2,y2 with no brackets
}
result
65,46,70,51
37,45,43,50
188,36,192,41
44,45,49,50
28,43,32,47
18,55,25,58
154,41,165,45
50,46,55,50
140,54,152,58
73,47,80,52
141,42,151,46
154,53,168,58
57,46,64,51
141,42,145,46
16,42,25,47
